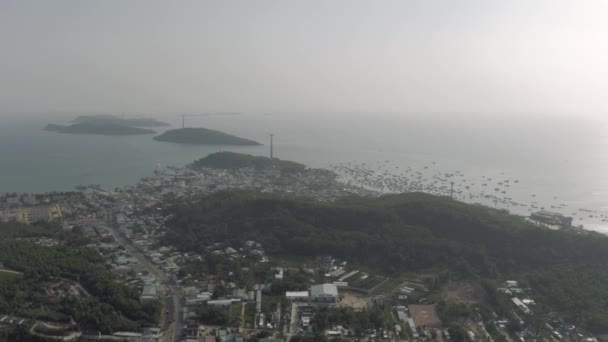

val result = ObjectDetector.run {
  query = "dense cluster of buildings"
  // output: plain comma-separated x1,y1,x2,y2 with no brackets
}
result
0,192,88,223
494,280,598,342
139,162,375,202
1,204,63,223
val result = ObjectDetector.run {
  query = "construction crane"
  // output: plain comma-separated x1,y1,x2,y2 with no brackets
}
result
178,114,206,128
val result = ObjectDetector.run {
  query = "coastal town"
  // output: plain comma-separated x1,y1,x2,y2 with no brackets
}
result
4,1,608,341
0,153,603,342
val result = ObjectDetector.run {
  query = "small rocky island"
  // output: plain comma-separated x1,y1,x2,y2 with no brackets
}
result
153,127,261,145
44,123,156,135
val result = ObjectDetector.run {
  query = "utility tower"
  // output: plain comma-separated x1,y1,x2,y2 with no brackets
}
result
270,134,274,159
179,114,204,128
450,181,455,199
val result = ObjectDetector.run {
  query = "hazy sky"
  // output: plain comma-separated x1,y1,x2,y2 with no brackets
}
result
2,0,608,117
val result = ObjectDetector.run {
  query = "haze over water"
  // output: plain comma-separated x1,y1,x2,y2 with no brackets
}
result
2,112,608,233
3,1,608,232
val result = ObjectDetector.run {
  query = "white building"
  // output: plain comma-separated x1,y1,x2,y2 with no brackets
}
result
310,284,338,303
285,291,309,301
511,297,531,314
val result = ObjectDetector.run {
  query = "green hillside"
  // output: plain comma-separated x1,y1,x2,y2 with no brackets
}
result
162,191,608,332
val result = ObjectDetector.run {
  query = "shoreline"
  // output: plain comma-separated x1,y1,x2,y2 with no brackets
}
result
3,153,608,236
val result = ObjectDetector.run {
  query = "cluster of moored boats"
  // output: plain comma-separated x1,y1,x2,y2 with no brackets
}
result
329,160,608,224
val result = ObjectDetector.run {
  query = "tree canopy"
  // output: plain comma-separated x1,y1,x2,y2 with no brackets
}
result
0,222,159,334
162,191,608,333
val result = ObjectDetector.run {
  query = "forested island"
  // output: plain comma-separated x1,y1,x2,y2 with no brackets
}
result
191,151,305,173
162,190,608,333
153,127,261,145
44,123,156,135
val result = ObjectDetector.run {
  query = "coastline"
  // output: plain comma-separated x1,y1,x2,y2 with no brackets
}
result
3,150,608,236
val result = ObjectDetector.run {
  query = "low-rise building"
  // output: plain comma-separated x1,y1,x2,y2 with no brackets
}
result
286,291,309,301
511,297,531,314
310,284,338,303
140,283,158,303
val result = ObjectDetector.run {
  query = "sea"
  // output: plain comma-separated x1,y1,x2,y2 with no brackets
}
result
2,113,608,234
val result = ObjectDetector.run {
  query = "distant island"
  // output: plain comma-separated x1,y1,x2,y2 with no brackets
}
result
44,114,168,136
44,123,156,135
72,114,169,127
153,127,261,145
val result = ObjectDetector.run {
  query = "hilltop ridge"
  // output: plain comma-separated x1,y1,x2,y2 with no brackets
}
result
153,127,261,145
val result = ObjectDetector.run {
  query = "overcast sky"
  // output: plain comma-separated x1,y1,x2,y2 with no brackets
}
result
1,0,608,117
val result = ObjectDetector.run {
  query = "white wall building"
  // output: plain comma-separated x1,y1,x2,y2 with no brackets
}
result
310,284,338,303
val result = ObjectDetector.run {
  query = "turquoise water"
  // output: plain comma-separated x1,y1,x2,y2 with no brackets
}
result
2,113,608,233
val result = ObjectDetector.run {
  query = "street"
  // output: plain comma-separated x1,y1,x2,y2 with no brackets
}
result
104,222,184,342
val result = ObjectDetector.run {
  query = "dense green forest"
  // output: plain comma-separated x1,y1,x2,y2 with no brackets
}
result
191,151,306,173
0,222,159,334
163,191,608,333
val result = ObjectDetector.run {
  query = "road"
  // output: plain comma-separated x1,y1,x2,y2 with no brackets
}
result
286,302,299,341
104,223,183,342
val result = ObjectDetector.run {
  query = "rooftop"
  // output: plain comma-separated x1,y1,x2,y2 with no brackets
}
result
286,291,309,298
311,284,338,297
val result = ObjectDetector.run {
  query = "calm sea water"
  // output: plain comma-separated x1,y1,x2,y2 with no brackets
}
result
2,113,608,233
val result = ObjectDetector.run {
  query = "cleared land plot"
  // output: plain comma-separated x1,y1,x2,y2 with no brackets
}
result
442,281,484,304
339,291,368,310
409,304,441,328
